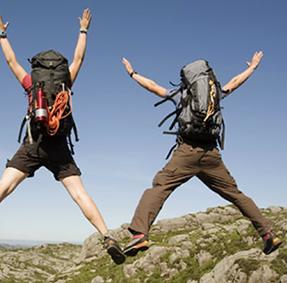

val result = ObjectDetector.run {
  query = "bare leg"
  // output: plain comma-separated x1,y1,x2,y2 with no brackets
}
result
0,167,28,202
61,175,109,236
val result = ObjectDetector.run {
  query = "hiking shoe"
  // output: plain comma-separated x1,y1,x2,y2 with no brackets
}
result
124,234,149,256
262,231,282,255
104,236,126,264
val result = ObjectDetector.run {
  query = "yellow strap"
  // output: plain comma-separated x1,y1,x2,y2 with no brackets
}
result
204,80,216,122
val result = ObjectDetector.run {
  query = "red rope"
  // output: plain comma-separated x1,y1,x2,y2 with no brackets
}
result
47,90,72,136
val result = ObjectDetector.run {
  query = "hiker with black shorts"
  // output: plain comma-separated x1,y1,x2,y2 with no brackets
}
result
0,10,125,265
122,52,282,256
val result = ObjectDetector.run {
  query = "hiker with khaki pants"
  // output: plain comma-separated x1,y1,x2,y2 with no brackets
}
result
122,52,282,256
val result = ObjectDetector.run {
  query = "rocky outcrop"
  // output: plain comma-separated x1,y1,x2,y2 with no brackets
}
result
0,205,286,283
0,243,81,282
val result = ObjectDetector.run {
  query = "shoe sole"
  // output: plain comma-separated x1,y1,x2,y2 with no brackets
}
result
107,245,126,264
263,238,283,255
124,240,149,257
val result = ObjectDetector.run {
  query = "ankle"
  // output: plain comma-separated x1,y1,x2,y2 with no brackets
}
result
262,230,274,241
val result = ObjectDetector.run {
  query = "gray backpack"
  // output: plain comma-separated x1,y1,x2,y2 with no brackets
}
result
155,60,225,155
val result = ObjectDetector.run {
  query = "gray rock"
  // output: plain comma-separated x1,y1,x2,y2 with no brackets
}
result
78,233,104,262
123,264,137,278
159,262,168,274
156,217,187,232
196,250,213,267
267,206,283,214
181,240,193,250
248,265,278,283
91,276,105,283
169,247,190,264
200,248,263,283
280,275,287,283
168,234,190,245
223,206,240,216
123,246,170,278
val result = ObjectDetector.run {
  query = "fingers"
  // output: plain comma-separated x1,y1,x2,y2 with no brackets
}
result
122,57,134,74
79,8,92,30
122,58,132,68
82,8,91,21
0,16,4,28
122,57,129,64
254,50,263,60
247,50,264,70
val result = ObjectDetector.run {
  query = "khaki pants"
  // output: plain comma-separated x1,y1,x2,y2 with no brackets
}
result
129,142,271,237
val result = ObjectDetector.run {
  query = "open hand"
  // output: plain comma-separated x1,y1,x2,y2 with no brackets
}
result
0,16,9,32
122,57,134,75
79,8,92,30
246,51,263,70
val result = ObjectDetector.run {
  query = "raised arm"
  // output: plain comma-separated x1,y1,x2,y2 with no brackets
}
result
222,51,264,95
122,57,167,97
69,8,92,84
0,16,27,84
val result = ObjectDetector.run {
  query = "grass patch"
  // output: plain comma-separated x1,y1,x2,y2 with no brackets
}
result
271,248,287,276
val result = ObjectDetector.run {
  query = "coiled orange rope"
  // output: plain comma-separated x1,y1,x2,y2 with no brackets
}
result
47,90,72,136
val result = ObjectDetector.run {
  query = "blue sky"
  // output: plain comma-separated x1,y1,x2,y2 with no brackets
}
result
0,0,286,243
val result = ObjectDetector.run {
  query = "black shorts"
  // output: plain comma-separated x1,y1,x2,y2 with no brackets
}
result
6,137,81,181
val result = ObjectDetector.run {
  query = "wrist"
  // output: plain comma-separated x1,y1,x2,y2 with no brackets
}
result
249,66,257,72
130,71,138,78
80,28,88,34
248,63,258,71
0,30,7,38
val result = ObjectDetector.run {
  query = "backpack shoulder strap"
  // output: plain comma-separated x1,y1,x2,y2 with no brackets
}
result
154,87,182,107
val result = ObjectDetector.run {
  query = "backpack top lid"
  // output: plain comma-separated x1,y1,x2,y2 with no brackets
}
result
31,49,69,69
180,59,212,86
30,49,72,90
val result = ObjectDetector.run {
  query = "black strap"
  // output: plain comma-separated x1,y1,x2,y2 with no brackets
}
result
165,143,177,160
157,109,178,127
66,120,79,155
72,122,79,142
168,108,182,130
154,87,181,107
218,119,225,150
18,116,28,143
67,134,75,155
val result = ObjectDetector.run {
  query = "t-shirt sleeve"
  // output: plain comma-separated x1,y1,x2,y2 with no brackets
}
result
21,74,32,92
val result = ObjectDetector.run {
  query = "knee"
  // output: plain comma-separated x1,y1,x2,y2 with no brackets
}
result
73,190,92,206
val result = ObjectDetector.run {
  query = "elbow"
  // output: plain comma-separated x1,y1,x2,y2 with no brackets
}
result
74,57,83,66
6,59,17,71
228,79,240,92
6,57,14,67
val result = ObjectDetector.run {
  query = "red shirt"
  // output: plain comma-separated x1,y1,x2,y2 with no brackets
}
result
21,74,33,107
22,73,32,92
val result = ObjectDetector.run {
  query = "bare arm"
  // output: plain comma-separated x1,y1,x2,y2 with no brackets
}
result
69,8,92,84
122,57,167,97
222,51,263,95
0,16,27,84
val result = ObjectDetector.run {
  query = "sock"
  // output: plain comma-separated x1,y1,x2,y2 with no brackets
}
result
132,233,145,239
262,232,272,241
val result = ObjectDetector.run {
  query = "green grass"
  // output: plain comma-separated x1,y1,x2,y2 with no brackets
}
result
271,248,287,276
